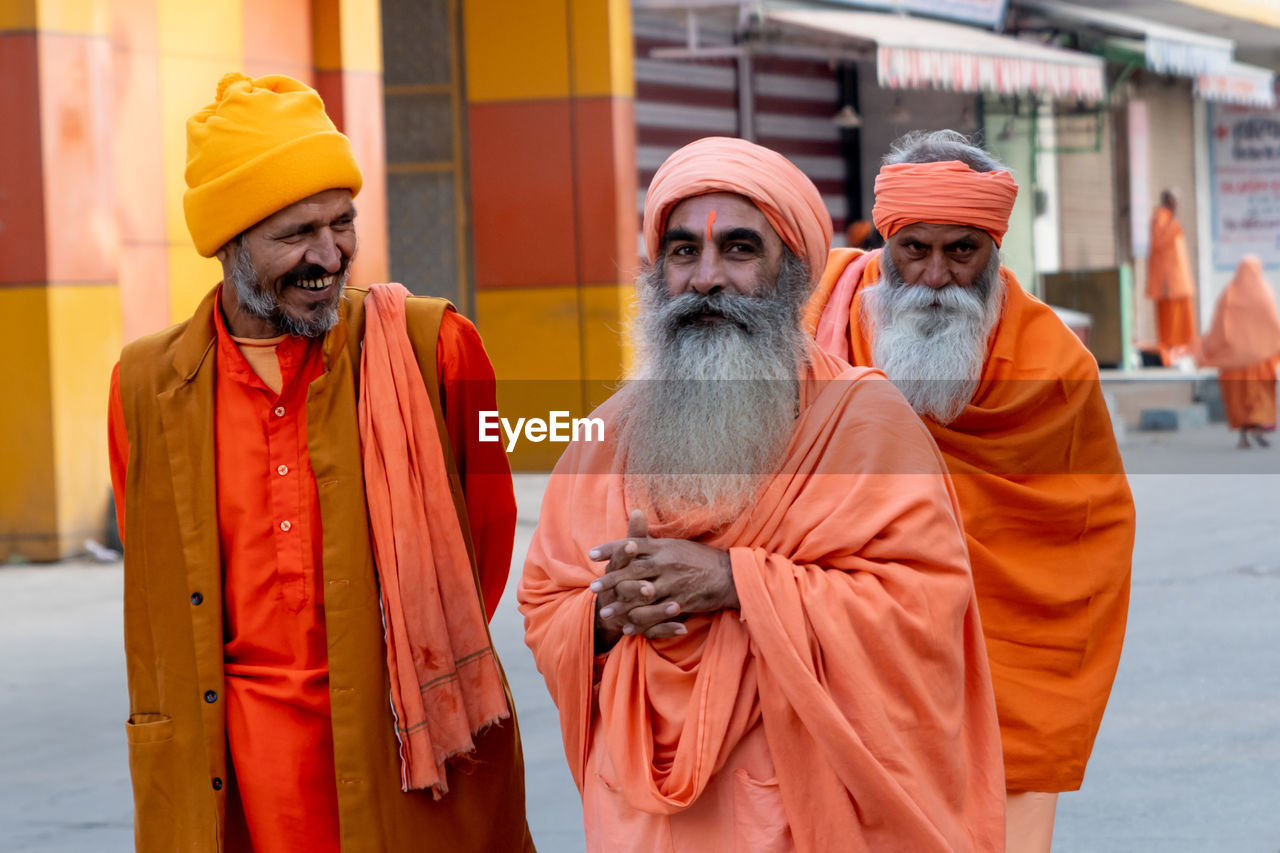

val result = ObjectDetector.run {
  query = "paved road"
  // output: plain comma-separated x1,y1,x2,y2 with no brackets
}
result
2,424,1278,851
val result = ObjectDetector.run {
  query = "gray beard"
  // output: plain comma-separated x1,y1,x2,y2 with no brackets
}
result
619,254,811,536
862,250,1005,424
229,240,344,338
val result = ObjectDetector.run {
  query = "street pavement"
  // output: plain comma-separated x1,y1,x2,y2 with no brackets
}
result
1,423,1278,851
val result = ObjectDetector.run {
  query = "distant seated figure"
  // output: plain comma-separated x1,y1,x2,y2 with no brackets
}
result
1146,189,1197,365
1198,255,1280,448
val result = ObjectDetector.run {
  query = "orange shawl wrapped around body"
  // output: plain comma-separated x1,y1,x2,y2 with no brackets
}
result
1146,206,1196,301
809,250,1136,792
520,343,1004,852
1199,256,1280,430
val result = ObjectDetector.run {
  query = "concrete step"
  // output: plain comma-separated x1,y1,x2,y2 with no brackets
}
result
1138,403,1210,431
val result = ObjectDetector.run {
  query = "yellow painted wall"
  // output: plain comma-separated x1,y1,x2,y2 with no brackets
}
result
48,285,122,554
0,288,57,561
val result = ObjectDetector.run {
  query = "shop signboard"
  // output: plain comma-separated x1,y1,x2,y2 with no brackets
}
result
1209,102,1280,270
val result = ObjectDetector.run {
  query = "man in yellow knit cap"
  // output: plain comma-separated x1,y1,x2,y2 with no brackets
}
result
108,73,533,852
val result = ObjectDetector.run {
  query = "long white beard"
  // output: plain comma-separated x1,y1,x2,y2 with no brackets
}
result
863,251,1005,424
619,257,810,535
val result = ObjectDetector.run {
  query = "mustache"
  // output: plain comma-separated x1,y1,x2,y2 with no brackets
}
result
659,290,773,331
280,259,347,288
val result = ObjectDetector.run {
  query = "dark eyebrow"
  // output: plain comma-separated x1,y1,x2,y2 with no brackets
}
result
945,237,981,251
720,227,765,249
661,227,698,249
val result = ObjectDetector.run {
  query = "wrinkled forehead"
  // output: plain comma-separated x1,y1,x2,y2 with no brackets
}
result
664,191,777,240
889,221,992,247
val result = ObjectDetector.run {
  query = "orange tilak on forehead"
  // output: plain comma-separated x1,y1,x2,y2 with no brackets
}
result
706,209,716,241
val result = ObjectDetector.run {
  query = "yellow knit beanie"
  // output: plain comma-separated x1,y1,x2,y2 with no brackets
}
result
183,73,363,257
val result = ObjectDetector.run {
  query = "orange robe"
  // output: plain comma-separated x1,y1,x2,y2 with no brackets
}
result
1199,256,1280,431
108,293,516,852
520,343,1005,852
809,250,1135,792
1146,206,1197,356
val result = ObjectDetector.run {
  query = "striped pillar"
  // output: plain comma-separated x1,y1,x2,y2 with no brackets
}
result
0,0,385,560
463,0,638,469
0,0,121,561
313,0,389,285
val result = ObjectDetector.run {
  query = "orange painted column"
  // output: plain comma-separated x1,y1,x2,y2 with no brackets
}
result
463,0,637,469
313,0,390,285
0,0,122,560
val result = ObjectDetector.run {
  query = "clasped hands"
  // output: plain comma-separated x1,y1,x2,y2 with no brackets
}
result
588,508,738,651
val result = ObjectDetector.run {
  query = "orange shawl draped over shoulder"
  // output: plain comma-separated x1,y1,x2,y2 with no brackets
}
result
809,250,1136,792
519,343,1004,852
1199,255,1280,369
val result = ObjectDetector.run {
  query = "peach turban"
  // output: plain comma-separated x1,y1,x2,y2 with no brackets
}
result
872,161,1018,247
184,73,363,257
642,137,833,281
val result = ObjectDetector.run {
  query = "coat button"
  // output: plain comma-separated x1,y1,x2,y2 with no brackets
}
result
204,690,217,703
190,592,203,605
212,777,223,791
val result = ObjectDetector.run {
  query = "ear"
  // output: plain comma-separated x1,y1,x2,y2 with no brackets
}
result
214,237,240,281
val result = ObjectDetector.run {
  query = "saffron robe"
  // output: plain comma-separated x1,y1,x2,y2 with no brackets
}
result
520,342,1005,852
1199,256,1280,431
1146,206,1197,354
809,250,1136,792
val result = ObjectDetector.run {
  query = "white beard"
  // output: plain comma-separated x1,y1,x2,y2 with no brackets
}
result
619,256,810,536
863,250,1005,424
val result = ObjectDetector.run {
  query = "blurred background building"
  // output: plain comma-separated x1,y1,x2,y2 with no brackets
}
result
2,0,1278,560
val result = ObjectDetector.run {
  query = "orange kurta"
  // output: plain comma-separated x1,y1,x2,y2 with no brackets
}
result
1199,256,1280,431
108,290,517,852
519,343,1005,852
809,250,1135,792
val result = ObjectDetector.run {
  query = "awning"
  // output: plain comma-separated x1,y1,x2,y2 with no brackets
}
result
1195,62,1277,109
768,8,1106,101
1019,0,1234,77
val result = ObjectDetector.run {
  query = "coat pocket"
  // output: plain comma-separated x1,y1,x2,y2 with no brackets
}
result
125,714,177,851
125,713,174,744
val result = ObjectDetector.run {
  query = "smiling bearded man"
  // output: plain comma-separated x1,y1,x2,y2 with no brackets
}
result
107,73,533,853
520,136,1004,852
808,130,1136,853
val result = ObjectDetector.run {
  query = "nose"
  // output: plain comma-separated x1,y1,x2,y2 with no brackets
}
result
919,251,951,290
305,230,344,273
687,250,725,296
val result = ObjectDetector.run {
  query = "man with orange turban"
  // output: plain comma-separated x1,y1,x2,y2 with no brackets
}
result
1198,255,1280,448
520,136,1004,851
809,130,1135,852
107,73,533,852
1146,189,1198,364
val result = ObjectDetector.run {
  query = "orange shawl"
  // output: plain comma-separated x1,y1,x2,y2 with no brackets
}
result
1199,255,1280,369
359,282,510,795
1146,206,1195,300
809,250,1135,791
520,343,1005,851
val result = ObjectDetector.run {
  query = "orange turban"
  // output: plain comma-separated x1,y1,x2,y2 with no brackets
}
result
643,137,833,281
872,161,1018,247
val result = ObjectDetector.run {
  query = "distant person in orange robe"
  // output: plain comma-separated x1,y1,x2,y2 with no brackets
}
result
1198,255,1280,448
108,73,532,852
808,130,1135,853
519,137,1005,852
1146,188,1198,364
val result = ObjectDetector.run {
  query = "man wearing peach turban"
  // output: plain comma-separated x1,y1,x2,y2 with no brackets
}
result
1146,189,1198,365
108,73,532,851
808,130,1135,852
1197,255,1280,448
520,136,1004,851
